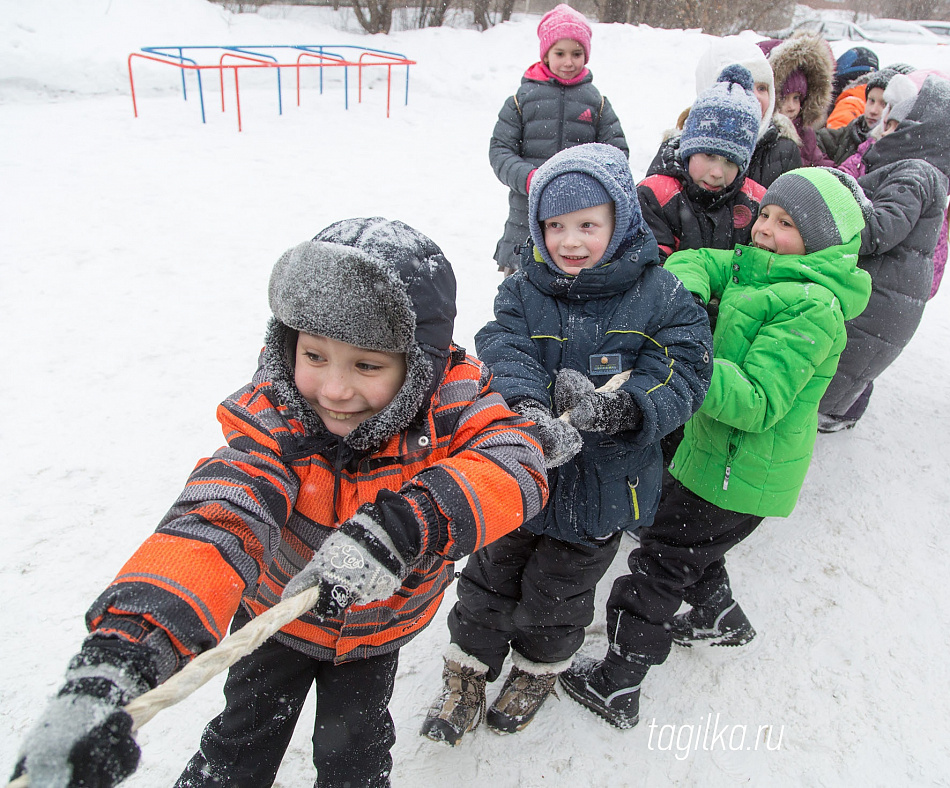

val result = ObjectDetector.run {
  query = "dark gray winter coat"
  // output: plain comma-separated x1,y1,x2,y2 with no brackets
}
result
820,78,950,415
489,63,628,271
477,144,712,544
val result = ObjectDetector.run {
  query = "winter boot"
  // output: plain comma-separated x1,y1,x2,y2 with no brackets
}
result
670,595,756,648
420,645,488,746
486,652,568,734
559,656,643,730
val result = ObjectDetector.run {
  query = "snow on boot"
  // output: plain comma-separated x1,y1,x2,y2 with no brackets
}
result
670,598,756,647
486,652,568,734
559,656,642,730
420,645,488,746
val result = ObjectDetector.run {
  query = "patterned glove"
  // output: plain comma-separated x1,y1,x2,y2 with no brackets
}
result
555,368,641,435
13,637,157,788
514,400,583,468
282,498,415,617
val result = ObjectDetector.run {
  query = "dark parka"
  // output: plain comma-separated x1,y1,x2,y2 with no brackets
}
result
476,144,713,544
489,63,628,271
816,114,873,166
821,76,950,416
638,136,767,261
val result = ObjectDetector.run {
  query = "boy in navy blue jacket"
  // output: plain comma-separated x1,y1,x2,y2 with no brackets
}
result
421,143,712,745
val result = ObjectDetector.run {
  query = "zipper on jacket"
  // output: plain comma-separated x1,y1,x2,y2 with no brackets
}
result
723,430,742,491
628,477,640,520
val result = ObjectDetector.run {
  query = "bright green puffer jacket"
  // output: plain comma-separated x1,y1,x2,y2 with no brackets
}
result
665,241,872,517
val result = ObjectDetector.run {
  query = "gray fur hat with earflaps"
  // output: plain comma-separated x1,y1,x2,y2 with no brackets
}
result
263,217,457,452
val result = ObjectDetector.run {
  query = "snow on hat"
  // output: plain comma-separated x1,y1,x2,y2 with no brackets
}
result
538,4,592,63
694,38,774,138
887,94,917,126
761,167,868,254
265,218,457,451
679,64,761,173
835,47,878,86
538,172,611,221
529,143,645,272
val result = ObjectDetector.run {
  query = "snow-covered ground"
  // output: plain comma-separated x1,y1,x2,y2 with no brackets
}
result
2,2,950,785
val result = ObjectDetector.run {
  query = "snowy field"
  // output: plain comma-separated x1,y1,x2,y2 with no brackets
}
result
2,1,950,786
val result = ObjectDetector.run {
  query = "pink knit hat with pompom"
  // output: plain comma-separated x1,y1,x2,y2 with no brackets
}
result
538,4,592,64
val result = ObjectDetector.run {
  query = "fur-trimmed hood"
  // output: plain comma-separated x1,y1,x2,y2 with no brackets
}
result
767,33,835,129
262,217,457,453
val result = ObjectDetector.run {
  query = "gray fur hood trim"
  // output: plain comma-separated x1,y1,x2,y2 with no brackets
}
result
262,217,457,453
768,33,835,129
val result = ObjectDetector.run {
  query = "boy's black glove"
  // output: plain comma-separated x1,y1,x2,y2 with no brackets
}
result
693,293,718,334
513,399,583,468
554,368,641,435
13,637,157,788
282,497,415,617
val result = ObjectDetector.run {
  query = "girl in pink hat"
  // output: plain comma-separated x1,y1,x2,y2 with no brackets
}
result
489,4,628,275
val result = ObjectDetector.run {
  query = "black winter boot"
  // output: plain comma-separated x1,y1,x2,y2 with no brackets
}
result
486,653,568,734
559,656,643,730
670,596,755,648
420,646,488,746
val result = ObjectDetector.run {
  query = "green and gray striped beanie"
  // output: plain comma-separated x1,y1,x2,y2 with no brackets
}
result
761,167,869,254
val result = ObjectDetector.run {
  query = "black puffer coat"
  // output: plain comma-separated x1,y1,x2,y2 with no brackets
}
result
489,63,628,271
638,136,767,261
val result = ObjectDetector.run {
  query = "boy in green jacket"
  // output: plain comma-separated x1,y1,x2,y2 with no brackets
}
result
559,167,873,728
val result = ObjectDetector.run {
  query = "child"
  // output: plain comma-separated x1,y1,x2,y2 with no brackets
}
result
819,75,950,432
489,3,628,275
761,34,836,168
647,37,802,189
638,64,766,262
824,46,879,128
558,168,873,729
818,67,902,165
11,218,549,788
420,143,712,744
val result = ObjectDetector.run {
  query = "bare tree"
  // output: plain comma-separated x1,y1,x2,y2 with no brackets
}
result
351,0,394,33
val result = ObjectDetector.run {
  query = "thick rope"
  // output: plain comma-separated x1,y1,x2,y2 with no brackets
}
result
559,369,632,424
8,585,321,788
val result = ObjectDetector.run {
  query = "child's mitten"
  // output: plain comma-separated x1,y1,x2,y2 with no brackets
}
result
555,368,641,435
283,497,417,616
513,400,583,468
13,637,157,788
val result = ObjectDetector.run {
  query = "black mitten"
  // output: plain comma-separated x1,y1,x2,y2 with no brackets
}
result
514,400,583,468
555,368,641,435
693,293,718,334
283,499,416,615
13,637,157,788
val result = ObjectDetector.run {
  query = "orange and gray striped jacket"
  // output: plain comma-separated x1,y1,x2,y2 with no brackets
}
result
86,347,547,674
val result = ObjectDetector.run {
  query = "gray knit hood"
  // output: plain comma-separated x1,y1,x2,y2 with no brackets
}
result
528,142,646,273
263,217,457,452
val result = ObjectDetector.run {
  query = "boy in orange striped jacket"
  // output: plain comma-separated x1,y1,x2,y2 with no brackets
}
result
12,218,549,788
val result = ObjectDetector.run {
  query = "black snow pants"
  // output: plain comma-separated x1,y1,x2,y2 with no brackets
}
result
175,607,398,788
605,473,763,673
447,527,623,681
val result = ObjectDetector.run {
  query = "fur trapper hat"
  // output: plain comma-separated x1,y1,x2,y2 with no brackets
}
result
264,217,457,452
538,4,592,63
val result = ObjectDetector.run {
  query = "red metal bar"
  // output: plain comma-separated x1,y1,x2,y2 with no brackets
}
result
356,52,413,117
295,51,353,107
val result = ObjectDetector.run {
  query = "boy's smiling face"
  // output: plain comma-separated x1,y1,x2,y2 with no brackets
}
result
294,332,407,436
542,202,615,275
751,204,807,255
544,38,585,81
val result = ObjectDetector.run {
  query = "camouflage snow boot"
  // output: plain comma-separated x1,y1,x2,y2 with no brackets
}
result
486,654,568,734
420,646,488,746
